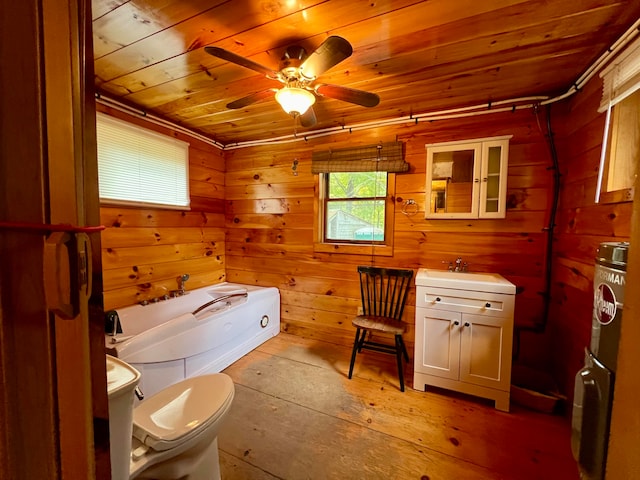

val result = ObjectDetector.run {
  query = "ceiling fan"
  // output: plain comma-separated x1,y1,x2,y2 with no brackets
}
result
204,36,380,127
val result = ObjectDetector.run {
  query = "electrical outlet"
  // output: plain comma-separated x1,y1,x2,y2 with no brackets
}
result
357,306,364,315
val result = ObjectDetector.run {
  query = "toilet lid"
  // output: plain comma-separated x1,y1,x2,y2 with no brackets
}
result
132,373,234,452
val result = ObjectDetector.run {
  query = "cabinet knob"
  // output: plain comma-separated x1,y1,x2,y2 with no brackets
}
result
435,297,441,302
464,322,470,327
453,321,460,326
485,302,491,308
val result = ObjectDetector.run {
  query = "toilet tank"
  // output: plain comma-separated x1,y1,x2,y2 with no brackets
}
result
106,355,141,480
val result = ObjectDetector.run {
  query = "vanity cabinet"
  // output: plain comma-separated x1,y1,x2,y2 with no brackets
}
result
413,269,516,411
425,135,511,219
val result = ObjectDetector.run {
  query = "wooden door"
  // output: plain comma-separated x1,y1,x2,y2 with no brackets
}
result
0,1,108,479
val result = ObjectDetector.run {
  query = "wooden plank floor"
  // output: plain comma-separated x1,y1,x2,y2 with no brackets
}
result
218,333,578,480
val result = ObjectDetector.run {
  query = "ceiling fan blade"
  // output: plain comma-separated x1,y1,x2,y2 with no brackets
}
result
299,36,353,80
204,46,278,78
315,84,380,107
226,89,278,109
299,106,317,127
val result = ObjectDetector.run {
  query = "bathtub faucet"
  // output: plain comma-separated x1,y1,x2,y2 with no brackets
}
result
174,274,190,296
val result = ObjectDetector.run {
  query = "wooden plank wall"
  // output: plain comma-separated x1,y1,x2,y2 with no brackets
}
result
97,104,226,310
224,108,554,361
545,77,632,399
97,73,630,400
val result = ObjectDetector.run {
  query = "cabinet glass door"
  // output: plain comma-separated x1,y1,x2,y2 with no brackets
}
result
479,140,509,218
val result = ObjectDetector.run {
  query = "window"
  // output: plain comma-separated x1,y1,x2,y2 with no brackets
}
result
311,142,407,255
597,90,639,203
324,171,388,243
315,172,396,255
96,112,190,209
597,36,640,204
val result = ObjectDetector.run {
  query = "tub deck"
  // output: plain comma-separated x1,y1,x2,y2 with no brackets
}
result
106,282,280,397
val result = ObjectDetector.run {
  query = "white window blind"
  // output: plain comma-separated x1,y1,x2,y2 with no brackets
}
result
599,36,640,112
96,112,190,209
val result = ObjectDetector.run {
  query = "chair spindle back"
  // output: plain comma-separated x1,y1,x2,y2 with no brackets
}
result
358,266,413,321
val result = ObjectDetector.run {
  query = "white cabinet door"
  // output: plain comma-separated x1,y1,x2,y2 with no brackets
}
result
425,135,511,219
425,142,481,219
459,313,513,391
415,307,461,380
416,309,513,390
478,140,509,218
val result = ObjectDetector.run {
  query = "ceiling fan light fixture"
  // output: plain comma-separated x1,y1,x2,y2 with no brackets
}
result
276,87,316,115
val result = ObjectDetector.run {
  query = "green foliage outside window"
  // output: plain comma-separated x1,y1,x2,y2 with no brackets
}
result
325,172,388,242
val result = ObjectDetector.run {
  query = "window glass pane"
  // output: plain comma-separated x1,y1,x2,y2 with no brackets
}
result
486,175,500,202
487,146,501,174
328,171,387,199
485,196,499,213
325,199,385,242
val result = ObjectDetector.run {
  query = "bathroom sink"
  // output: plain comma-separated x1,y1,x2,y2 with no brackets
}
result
415,268,515,294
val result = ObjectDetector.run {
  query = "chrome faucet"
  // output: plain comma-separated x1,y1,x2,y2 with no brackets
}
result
177,274,190,294
453,257,468,272
445,257,468,272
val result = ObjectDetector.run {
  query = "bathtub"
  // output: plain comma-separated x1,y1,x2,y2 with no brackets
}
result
105,282,280,398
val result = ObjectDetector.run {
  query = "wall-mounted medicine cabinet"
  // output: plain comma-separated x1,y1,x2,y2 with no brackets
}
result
425,135,511,219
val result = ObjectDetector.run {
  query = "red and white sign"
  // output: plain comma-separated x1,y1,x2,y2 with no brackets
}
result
594,283,617,325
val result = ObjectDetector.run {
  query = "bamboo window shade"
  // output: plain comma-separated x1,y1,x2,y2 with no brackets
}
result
311,142,408,173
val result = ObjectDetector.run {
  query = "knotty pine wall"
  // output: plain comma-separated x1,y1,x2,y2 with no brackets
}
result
224,108,554,364
544,76,632,399
97,75,631,400
97,104,226,310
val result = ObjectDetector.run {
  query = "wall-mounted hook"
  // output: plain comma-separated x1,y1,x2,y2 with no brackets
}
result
292,158,299,176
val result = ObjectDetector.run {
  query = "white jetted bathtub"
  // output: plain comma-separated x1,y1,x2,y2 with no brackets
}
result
105,282,280,398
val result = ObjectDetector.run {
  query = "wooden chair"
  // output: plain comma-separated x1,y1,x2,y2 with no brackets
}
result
348,266,414,391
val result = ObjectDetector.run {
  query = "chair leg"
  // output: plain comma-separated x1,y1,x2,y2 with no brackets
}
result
348,328,362,379
395,335,405,392
399,336,409,362
356,329,367,352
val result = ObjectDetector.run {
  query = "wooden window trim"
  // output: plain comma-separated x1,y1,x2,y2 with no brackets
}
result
598,90,639,204
598,188,635,204
313,173,395,256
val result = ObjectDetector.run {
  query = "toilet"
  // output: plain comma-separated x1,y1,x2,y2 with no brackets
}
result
106,355,235,480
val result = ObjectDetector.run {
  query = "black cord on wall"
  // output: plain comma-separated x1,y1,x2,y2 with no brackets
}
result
513,104,561,359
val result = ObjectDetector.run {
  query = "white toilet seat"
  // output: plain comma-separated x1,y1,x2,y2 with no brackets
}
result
132,373,234,452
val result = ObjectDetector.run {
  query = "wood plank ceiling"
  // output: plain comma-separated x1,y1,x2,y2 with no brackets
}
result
92,0,640,146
